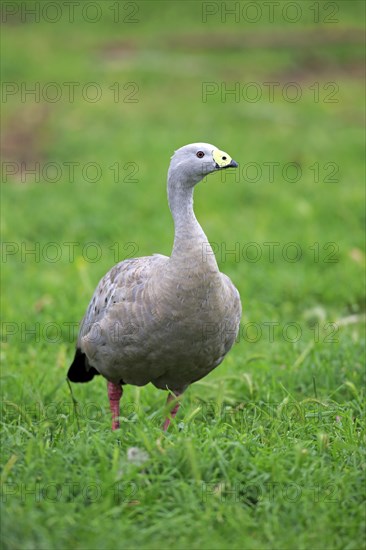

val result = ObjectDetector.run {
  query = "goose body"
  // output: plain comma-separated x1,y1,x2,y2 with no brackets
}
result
68,143,241,429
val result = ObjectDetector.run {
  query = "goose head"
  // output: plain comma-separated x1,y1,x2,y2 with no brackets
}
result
168,143,238,187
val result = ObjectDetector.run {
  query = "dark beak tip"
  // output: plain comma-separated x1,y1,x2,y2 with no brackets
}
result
215,159,239,170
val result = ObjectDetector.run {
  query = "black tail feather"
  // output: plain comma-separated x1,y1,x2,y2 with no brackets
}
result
67,348,100,383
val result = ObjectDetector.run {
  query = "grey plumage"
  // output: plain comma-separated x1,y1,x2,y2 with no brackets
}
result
68,142,241,419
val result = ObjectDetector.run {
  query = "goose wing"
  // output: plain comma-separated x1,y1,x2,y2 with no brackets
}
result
68,254,168,383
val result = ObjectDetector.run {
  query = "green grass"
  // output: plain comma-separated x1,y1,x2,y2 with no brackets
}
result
1,1,365,549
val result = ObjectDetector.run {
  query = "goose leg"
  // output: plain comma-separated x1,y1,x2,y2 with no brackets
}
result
162,392,182,431
107,381,123,430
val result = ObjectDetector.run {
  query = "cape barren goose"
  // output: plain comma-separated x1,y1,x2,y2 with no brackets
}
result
68,143,241,430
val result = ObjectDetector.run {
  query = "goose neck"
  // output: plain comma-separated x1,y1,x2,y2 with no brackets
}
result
168,181,196,233
167,176,218,272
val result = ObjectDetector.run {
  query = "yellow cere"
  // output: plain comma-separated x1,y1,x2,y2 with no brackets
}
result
212,148,232,168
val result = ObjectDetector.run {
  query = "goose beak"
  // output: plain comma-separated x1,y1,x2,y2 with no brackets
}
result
213,149,238,170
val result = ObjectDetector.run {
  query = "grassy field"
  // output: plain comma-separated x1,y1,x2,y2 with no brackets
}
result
1,1,365,549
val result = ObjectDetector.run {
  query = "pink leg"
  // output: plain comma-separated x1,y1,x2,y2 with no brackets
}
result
107,381,123,430
162,392,181,431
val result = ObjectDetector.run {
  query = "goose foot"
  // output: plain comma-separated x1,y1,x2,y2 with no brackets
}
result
107,381,123,430
162,392,181,431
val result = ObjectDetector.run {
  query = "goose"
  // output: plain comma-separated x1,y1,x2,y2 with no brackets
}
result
67,143,241,431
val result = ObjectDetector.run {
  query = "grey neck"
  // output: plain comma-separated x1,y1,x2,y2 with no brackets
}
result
167,171,218,271
168,181,197,233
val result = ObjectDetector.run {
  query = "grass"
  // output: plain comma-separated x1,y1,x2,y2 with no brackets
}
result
1,1,365,549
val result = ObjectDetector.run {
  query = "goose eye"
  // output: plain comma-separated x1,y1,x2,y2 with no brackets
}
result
196,151,205,158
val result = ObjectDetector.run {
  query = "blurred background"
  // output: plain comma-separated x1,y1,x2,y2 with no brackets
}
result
1,1,365,548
